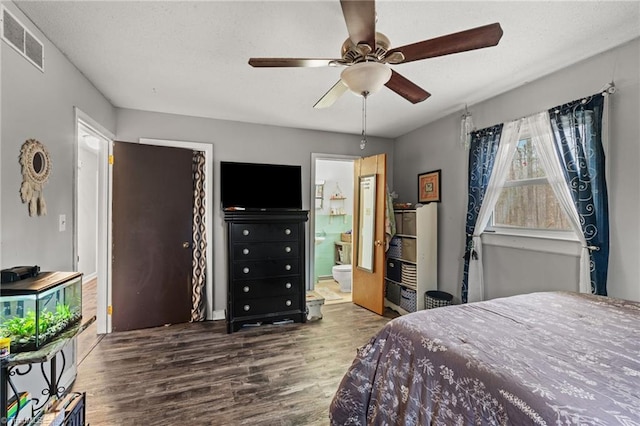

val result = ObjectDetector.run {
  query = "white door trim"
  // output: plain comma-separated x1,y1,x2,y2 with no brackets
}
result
310,153,359,291
74,107,114,334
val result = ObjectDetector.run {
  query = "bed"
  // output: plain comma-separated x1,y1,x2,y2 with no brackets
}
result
329,291,640,425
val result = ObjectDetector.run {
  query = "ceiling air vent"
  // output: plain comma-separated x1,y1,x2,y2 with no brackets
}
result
1,5,44,71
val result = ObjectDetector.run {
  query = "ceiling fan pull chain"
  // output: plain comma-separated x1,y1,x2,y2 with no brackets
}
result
360,92,368,150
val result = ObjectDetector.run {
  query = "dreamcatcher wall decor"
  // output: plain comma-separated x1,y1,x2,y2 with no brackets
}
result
19,139,51,216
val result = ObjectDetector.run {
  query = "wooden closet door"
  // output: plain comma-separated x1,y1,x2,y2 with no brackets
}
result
112,142,193,331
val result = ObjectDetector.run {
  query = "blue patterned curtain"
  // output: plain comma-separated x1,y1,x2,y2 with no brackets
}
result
462,124,503,303
548,95,609,295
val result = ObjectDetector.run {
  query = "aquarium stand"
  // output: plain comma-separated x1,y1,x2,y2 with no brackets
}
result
1,316,95,426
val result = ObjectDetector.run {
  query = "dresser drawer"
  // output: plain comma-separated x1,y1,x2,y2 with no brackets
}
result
231,223,299,242
233,295,301,318
232,241,298,260
232,259,300,279
232,277,301,299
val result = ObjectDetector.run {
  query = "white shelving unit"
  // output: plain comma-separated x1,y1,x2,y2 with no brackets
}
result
384,203,437,314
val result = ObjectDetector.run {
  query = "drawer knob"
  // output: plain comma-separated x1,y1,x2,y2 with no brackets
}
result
285,282,292,289
242,248,249,255
285,246,291,253
285,264,291,271
243,286,250,293
285,300,292,307
243,229,250,236
284,228,291,235
243,305,250,311
243,267,250,274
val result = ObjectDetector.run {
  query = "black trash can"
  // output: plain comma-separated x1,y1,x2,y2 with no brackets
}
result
425,290,453,309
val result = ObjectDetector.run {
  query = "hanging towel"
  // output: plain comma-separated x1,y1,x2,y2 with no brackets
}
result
384,185,396,251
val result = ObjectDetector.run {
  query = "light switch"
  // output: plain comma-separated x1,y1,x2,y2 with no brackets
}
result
59,214,66,232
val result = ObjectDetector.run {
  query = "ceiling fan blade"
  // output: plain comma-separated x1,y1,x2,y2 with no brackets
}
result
388,23,503,64
249,58,341,68
340,0,376,49
385,70,431,104
314,80,349,109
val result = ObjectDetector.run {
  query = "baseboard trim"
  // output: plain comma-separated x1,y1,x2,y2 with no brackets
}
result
211,309,226,321
82,272,97,283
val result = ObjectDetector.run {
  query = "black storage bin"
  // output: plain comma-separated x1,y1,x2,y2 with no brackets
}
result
425,290,453,309
385,259,402,283
385,280,402,305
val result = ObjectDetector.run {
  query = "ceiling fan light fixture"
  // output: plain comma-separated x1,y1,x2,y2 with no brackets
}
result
340,62,392,96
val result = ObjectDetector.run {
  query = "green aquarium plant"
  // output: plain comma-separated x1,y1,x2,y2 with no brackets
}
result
55,304,72,321
0,302,80,351
3,311,37,339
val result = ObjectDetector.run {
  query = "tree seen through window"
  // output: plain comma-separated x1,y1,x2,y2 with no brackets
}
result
493,139,572,230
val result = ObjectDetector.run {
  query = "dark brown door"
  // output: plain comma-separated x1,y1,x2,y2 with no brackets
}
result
352,154,387,315
112,142,193,331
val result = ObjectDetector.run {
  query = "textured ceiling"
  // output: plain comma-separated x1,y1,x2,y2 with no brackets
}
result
14,1,640,138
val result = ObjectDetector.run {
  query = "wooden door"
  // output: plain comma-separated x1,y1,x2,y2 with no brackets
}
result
352,154,387,315
112,142,194,331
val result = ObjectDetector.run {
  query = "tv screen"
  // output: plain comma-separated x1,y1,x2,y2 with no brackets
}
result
220,161,302,210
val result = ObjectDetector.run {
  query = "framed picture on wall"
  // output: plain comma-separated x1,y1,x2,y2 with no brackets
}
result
418,169,441,203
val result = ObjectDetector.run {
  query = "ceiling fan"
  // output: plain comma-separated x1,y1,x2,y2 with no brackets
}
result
248,0,503,108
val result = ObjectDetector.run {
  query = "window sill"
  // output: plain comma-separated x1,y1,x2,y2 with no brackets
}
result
482,230,581,257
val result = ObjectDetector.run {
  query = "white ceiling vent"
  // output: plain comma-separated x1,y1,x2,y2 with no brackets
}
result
1,5,44,72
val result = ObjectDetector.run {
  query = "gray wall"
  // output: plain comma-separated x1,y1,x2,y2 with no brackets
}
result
0,2,116,271
393,38,640,302
115,108,395,313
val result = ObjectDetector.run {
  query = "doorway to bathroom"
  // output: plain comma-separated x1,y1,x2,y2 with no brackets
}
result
310,154,358,307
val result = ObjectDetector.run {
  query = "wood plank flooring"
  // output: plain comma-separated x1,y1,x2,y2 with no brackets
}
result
77,278,102,364
70,294,398,425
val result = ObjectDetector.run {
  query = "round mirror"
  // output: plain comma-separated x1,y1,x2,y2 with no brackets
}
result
33,151,44,174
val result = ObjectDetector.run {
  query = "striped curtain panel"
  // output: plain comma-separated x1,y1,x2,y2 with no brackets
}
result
191,151,207,321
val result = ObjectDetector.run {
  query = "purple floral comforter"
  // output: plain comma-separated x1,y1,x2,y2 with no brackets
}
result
330,291,640,425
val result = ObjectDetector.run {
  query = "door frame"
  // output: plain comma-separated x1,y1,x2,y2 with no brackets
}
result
74,107,114,334
309,153,359,291
139,138,216,320
74,125,218,334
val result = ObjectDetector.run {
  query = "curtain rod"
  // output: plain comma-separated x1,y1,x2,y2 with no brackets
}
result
470,82,616,136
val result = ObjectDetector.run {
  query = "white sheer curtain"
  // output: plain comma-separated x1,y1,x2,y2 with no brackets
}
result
526,112,591,293
467,120,522,302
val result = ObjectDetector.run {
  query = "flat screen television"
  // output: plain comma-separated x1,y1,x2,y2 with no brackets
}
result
220,161,302,210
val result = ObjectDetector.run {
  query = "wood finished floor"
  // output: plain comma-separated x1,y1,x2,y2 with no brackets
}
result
77,278,102,364
71,285,398,426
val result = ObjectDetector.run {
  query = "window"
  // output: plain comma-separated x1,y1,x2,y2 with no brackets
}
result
492,138,573,232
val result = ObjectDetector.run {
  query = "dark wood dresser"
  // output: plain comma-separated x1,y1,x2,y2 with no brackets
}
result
224,210,309,333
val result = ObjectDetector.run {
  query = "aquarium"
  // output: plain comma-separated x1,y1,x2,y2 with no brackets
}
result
0,271,82,353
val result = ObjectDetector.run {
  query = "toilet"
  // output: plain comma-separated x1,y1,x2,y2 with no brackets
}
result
332,264,352,292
